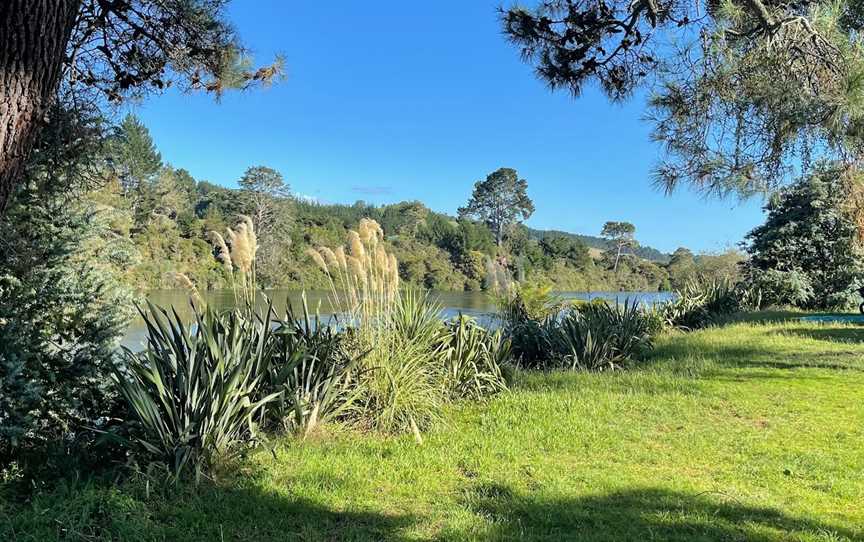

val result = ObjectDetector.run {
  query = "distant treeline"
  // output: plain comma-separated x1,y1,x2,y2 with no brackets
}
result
88,115,741,293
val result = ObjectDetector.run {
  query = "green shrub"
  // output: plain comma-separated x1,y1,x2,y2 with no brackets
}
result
266,296,363,437
740,268,814,309
310,225,448,439
546,300,654,370
495,283,564,366
662,278,743,330
434,315,511,400
114,301,281,478
0,126,133,467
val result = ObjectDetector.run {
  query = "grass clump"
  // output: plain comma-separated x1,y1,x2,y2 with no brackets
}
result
310,220,512,438
435,314,511,400
497,284,656,370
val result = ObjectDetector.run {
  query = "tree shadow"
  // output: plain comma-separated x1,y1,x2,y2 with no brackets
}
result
774,327,864,345
2,471,417,542
446,484,862,541
6,472,862,541
647,330,864,374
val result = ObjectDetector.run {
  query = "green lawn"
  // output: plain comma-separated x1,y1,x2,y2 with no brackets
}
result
4,315,864,541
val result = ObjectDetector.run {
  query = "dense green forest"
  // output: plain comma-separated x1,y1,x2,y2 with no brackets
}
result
90,115,740,293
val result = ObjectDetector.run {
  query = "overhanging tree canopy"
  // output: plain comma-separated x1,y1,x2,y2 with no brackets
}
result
0,0,283,214
502,0,864,198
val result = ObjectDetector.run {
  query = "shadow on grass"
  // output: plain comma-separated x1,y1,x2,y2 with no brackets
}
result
648,327,864,374
1,475,417,542
774,327,864,344
8,478,860,542
447,484,862,542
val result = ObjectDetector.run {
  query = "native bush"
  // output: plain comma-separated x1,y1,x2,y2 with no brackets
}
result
545,301,654,371
113,217,284,478
495,283,565,367
662,278,744,330
114,301,281,478
740,268,814,310
496,283,656,371
434,315,511,400
265,296,363,437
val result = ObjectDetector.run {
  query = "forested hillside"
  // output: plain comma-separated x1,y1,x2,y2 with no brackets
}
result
90,115,740,293
525,228,671,263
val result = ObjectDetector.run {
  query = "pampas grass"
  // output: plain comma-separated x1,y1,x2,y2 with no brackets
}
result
307,220,444,436
310,219,400,333
210,215,258,308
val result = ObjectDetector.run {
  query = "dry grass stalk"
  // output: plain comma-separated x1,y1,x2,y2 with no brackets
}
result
209,215,259,307
308,219,399,337
172,272,203,306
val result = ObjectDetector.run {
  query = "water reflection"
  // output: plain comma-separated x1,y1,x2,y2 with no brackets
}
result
121,289,674,350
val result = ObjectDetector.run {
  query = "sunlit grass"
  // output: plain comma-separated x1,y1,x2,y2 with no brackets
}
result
3,315,864,541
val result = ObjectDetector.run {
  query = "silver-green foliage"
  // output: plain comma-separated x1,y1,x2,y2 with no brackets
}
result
0,117,134,463
546,301,654,371
435,315,510,400
114,302,280,477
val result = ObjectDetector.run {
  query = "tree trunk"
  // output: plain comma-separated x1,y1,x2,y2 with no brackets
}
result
0,0,80,214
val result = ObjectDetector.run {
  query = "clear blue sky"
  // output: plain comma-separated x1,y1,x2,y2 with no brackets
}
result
132,0,765,254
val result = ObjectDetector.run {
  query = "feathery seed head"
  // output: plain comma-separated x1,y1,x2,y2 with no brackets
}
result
307,247,329,273
319,247,339,269
348,230,366,261
335,246,348,270
173,272,202,304
208,231,233,271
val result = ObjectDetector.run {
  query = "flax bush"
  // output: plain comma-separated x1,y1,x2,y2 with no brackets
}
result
265,295,363,437
309,220,442,437
435,315,511,400
114,301,280,478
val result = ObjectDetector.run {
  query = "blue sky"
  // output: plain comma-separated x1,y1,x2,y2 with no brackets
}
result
132,0,765,254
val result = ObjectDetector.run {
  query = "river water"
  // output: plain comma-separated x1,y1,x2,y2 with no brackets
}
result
121,290,674,350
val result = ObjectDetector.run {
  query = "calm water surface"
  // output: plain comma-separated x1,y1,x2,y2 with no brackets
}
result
121,290,674,350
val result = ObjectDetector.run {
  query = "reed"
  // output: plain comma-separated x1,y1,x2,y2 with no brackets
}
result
209,215,258,309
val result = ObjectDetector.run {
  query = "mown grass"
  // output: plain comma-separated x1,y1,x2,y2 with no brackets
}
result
3,314,864,541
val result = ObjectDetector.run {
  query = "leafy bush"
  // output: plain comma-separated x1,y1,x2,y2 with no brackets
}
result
266,297,362,437
743,165,864,310
740,268,814,309
662,278,743,330
114,302,280,478
434,315,511,400
391,289,444,345
495,283,565,366
497,283,656,371
0,109,134,467
545,301,654,370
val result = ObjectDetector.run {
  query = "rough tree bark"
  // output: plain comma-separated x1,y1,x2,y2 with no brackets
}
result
0,1,80,214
